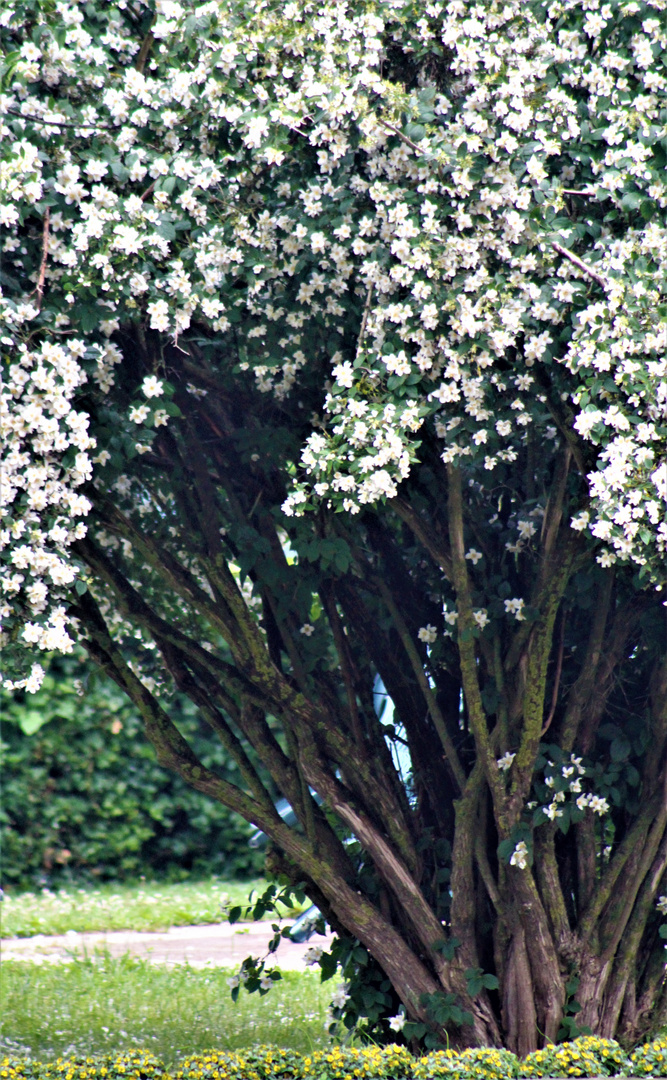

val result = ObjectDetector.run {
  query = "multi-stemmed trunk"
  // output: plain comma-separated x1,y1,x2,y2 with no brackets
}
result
72,338,667,1054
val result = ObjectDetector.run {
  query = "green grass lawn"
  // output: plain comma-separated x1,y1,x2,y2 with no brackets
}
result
0,953,334,1065
1,878,304,938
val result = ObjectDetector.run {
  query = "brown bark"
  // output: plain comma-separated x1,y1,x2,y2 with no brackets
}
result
68,336,667,1050
502,925,539,1056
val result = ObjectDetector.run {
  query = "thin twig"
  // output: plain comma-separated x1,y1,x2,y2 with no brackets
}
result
355,282,374,361
135,29,155,74
6,106,112,131
541,609,566,737
562,189,595,196
30,208,50,311
320,584,364,745
551,241,608,289
140,181,156,202
377,118,425,155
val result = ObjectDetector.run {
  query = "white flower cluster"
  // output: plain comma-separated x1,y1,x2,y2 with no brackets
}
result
303,943,324,967
388,1009,407,1032
510,840,529,870
330,984,350,1010
538,754,609,823
1,337,95,686
271,0,666,585
3,0,667,686
283,397,424,516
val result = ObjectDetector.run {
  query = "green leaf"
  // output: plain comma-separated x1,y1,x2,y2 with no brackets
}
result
404,124,426,142
433,936,460,960
16,709,54,736
403,1022,427,1039
156,221,177,241
620,191,641,211
610,737,631,762
497,838,515,862
78,307,101,333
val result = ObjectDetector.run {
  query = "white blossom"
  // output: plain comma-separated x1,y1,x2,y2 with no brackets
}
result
303,944,324,966
142,376,164,398
388,1011,406,1032
510,841,529,869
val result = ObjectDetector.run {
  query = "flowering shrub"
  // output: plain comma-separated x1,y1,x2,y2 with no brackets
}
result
0,1040,653,1080
518,1037,628,1077
3,0,667,1054
411,1049,464,1080
172,1052,247,1080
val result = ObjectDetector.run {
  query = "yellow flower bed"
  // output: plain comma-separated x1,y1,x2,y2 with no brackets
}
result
5,1035,666,1080
0,1052,165,1080
518,1037,628,1078
629,1035,667,1076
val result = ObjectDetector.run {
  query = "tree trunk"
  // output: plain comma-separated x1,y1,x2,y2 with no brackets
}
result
70,341,667,1051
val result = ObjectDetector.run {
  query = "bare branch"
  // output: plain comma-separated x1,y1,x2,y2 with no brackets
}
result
320,583,365,744
377,118,425,154
551,241,608,289
389,495,454,580
29,208,49,311
6,107,113,131
355,282,374,361
447,462,507,820
541,609,565,737
135,29,154,73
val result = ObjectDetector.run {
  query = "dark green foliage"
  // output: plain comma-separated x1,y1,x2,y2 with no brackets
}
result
1,657,264,888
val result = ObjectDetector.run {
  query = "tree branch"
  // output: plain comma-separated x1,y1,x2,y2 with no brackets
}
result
560,572,614,753
447,462,506,824
389,495,454,580
552,242,608,289
29,208,49,311
541,608,565,737
135,28,154,73
320,582,365,744
577,791,664,942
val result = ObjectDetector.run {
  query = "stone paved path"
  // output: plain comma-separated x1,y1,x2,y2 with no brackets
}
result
1,921,335,969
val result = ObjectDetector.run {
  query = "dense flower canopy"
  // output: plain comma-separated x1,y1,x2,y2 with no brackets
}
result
2,0,667,690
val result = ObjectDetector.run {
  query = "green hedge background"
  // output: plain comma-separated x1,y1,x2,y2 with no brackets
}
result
1,656,265,888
